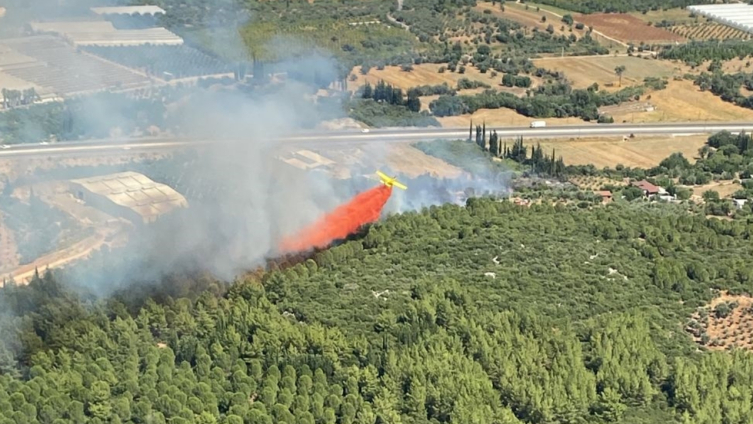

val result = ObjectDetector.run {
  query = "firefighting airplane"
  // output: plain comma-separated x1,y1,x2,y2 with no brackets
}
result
377,170,407,190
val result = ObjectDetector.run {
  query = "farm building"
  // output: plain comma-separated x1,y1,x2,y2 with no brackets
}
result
631,180,676,201
632,180,663,196
595,190,613,203
69,172,188,225
29,21,183,47
90,6,166,16
687,4,753,34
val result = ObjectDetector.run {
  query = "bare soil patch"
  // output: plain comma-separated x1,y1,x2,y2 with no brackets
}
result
576,13,685,44
687,292,753,351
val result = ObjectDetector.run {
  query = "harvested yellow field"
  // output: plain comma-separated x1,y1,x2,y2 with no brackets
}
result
692,181,743,198
532,55,677,89
383,143,463,178
611,80,753,123
289,142,463,179
437,108,585,127
348,64,498,92
718,58,753,73
532,134,708,169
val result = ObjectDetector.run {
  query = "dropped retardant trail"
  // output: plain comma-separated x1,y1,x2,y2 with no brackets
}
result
279,185,393,253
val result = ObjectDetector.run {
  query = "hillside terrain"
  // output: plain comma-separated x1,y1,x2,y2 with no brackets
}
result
3,1,753,424
2,198,753,424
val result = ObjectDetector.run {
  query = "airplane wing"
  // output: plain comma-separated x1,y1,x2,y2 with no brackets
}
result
376,170,407,189
392,181,408,190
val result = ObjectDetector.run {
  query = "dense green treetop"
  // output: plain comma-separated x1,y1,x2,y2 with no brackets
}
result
2,197,753,423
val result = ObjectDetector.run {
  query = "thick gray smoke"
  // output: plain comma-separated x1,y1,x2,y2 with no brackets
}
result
0,2,513,297
58,56,351,296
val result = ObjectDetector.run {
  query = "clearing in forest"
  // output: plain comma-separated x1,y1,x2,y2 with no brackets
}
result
348,64,497,92
609,79,753,123
532,134,707,169
687,292,753,351
576,13,685,43
532,55,676,89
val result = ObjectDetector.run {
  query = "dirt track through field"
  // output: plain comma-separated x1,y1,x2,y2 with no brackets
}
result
6,230,112,285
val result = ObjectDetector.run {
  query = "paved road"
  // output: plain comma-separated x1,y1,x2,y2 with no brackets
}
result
1,122,752,159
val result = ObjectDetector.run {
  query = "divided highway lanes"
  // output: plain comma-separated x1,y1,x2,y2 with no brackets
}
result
2,122,753,159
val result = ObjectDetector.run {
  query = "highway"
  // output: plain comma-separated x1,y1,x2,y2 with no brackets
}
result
1,122,752,159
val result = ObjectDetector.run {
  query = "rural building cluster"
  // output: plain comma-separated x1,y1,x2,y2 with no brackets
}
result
0,5,227,101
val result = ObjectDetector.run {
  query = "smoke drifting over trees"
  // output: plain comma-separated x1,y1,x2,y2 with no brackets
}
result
0,2,513,295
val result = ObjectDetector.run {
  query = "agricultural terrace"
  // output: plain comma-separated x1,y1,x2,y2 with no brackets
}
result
668,23,751,41
576,13,685,43
532,55,677,89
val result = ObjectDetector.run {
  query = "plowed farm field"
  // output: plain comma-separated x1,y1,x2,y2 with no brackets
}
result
576,13,685,43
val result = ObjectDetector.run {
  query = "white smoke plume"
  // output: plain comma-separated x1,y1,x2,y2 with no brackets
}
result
0,1,513,297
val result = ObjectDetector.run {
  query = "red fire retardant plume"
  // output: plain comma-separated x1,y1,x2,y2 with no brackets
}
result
280,185,392,253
